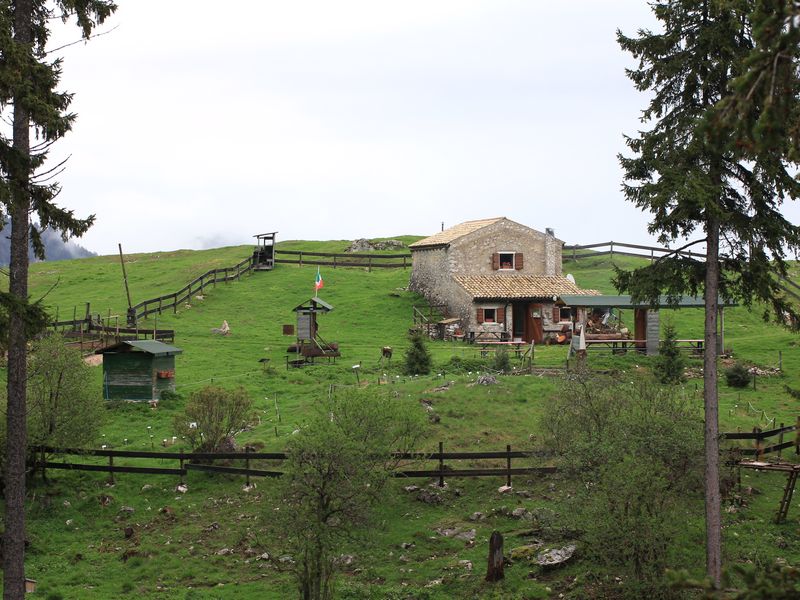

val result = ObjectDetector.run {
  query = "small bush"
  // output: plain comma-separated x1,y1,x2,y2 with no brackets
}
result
491,348,511,373
726,363,752,388
159,389,181,402
404,331,432,375
173,385,253,452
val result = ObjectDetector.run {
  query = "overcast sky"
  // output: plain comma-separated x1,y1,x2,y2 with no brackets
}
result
45,1,800,256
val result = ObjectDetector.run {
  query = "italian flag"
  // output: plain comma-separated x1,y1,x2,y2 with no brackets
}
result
315,267,324,291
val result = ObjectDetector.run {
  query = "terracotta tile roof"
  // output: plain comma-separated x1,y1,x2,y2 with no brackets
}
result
409,217,505,248
454,275,600,300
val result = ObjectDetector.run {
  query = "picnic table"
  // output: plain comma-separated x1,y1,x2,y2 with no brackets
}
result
584,339,645,353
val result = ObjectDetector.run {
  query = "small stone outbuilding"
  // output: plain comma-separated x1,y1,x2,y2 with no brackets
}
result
409,217,597,343
97,340,182,401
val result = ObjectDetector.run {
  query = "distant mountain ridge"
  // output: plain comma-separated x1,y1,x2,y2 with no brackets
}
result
0,221,96,265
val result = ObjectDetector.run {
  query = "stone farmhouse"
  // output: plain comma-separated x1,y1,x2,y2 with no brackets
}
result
409,217,597,343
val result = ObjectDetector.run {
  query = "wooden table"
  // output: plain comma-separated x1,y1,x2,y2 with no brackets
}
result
584,339,645,353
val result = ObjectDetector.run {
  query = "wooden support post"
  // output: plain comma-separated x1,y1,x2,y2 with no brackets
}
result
108,455,115,485
403,256,407,269
368,257,372,272
485,531,504,582
299,251,303,267
333,255,337,269
795,416,800,455
438,441,444,488
179,458,184,485
506,444,512,488
754,427,763,460
245,446,251,487
779,423,785,461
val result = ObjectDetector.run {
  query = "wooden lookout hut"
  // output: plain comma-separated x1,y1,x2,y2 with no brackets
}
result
253,232,278,271
287,297,340,366
96,340,183,401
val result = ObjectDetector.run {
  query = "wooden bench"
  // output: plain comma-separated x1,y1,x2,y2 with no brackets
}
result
584,339,645,354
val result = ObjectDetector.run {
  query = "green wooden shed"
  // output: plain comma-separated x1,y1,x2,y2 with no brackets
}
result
96,340,183,401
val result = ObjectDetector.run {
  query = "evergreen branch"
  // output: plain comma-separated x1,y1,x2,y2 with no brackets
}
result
652,238,708,265
44,24,119,56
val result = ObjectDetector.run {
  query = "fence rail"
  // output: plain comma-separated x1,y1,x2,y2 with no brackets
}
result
274,249,411,271
31,444,555,488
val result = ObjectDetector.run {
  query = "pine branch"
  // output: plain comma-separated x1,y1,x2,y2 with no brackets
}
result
44,24,119,55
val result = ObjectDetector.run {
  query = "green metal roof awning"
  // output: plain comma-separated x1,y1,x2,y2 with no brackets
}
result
559,294,736,308
96,340,183,357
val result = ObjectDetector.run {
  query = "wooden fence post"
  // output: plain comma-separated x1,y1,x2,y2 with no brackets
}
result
299,251,303,267
754,427,763,460
245,447,251,487
333,255,337,269
108,455,115,485
485,531,504,582
506,444,512,488
438,441,444,488
368,257,372,273
779,423,785,461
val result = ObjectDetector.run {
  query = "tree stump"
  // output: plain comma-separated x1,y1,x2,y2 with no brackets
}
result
485,530,504,582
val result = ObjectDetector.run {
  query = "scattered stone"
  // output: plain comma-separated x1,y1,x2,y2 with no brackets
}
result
175,484,188,494
204,522,220,532
435,527,476,541
346,238,406,252
424,579,443,588
416,488,444,505
535,544,576,568
141,485,153,492
98,494,113,507
242,483,257,492
515,490,533,499
124,526,135,539
458,560,473,571
476,375,497,385
400,542,415,550
428,413,441,424
63,500,71,508
335,554,356,568
469,512,485,522
498,485,513,494
65,519,73,526
216,548,232,556
404,485,420,493
159,506,175,516
257,552,270,561
119,506,135,515
278,555,295,565
511,507,529,519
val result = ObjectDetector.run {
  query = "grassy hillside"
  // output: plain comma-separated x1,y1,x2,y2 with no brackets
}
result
2,243,800,598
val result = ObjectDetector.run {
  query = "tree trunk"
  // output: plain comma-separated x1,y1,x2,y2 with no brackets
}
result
704,213,722,588
485,530,504,582
4,1,33,598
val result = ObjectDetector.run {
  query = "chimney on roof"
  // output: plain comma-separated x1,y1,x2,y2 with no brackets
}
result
544,227,559,276
546,227,555,237
441,221,445,232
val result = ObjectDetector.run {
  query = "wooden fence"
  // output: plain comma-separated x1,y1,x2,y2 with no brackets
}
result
126,255,256,326
274,249,411,271
49,316,175,347
31,443,555,488
563,240,705,262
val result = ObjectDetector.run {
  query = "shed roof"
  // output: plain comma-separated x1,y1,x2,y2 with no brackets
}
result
455,276,599,300
558,294,736,308
293,296,334,312
409,218,505,249
95,340,183,356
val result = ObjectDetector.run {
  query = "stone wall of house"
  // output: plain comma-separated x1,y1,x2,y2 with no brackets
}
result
409,248,473,325
447,220,561,277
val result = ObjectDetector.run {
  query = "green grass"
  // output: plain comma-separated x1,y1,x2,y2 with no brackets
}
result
1,245,799,598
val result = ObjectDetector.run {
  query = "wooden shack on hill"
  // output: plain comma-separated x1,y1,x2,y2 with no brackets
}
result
286,297,340,366
253,232,277,271
97,340,183,401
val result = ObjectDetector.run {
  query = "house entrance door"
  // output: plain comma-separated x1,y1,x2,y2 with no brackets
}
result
513,303,543,344
529,304,544,344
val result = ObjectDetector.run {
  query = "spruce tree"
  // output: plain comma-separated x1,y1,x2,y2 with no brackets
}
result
404,331,432,375
616,0,800,587
0,3,115,597
654,322,685,385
